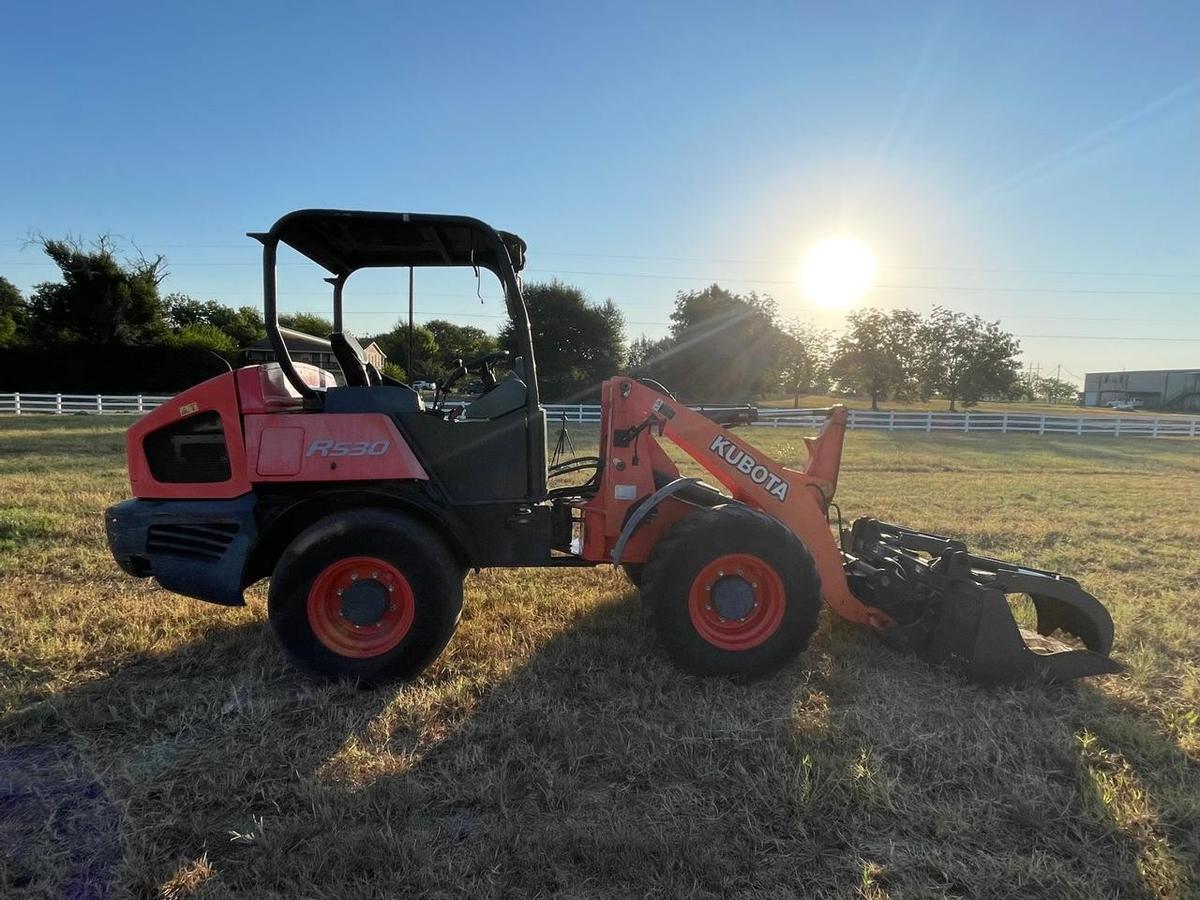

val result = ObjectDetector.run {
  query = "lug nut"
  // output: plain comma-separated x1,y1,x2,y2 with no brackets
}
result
351,574,358,581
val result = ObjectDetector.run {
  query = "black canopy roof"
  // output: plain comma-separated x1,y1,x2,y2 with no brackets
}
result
255,209,526,277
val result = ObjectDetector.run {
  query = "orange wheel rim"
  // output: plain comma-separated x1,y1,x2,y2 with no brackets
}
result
306,556,415,658
687,553,786,651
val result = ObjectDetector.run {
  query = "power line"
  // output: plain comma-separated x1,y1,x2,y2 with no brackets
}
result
8,255,1199,296
523,268,1200,296
5,239,1198,280
312,306,1200,342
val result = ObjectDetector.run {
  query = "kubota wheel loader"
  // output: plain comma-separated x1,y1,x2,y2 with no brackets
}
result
105,210,1121,686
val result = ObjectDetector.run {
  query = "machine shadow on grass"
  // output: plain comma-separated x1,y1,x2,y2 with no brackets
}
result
3,584,1195,898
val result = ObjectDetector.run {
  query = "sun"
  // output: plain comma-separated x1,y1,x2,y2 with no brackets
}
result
800,236,877,308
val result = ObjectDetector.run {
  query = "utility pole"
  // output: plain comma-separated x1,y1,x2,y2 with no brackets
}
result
407,266,414,379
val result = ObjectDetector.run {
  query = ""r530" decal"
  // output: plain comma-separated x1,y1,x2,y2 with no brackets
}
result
305,439,390,458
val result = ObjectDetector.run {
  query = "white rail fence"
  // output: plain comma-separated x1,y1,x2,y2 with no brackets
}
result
0,393,174,415
2,392,1198,438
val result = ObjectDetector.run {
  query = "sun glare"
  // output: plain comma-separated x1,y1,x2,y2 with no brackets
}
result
800,236,876,308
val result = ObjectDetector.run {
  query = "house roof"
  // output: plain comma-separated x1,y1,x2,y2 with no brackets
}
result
247,328,334,353
246,330,384,359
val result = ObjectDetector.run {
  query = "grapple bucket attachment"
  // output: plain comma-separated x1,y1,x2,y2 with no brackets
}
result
845,519,1121,686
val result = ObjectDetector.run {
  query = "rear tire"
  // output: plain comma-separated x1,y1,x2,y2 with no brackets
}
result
640,504,821,678
621,563,644,587
268,509,463,684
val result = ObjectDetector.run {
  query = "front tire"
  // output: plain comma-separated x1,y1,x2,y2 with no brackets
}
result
268,509,463,684
640,504,822,678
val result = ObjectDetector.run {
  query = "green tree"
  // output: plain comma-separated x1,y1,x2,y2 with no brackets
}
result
167,323,238,355
0,276,28,348
638,284,785,400
165,294,265,347
829,308,920,411
210,305,267,347
382,361,408,383
499,280,625,400
370,322,440,380
627,334,675,370
424,319,496,366
278,312,333,337
1036,374,1078,404
27,236,167,345
776,320,832,407
915,307,1021,410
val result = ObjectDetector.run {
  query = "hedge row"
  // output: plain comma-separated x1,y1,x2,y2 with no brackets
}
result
0,346,236,393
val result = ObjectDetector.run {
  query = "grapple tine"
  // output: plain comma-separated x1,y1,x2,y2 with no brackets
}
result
844,518,1122,687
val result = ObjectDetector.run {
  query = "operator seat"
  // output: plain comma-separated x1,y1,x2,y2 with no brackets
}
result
329,332,372,387
461,357,528,420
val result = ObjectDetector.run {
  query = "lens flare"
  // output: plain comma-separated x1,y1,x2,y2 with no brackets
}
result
800,236,876,308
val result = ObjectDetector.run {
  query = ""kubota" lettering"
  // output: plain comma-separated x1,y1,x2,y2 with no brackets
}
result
305,439,390,458
708,435,789,502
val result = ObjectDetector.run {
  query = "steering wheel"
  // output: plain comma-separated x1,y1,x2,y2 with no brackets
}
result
433,350,511,413
465,349,511,390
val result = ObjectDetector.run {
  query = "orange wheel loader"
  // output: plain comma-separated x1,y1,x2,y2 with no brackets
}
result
105,210,1120,686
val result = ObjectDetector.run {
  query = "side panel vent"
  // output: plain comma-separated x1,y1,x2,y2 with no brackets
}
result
147,522,239,562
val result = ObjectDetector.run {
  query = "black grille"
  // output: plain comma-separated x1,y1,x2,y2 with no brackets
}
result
146,522,239,562
144,412,231,483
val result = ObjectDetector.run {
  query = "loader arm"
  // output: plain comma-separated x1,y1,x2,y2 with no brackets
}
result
588,379,890,629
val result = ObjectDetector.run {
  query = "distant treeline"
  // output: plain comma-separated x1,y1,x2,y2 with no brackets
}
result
0,235,1071,406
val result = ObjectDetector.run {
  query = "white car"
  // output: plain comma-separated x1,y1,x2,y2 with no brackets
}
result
1106,398,1143,410
411,380,437,392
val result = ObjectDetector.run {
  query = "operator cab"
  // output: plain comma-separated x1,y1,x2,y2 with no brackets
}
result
251,209,547,503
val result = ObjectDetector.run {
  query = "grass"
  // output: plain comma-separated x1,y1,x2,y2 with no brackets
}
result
1,414,1198,898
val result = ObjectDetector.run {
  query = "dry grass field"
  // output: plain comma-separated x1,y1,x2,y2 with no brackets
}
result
2,415,1198,898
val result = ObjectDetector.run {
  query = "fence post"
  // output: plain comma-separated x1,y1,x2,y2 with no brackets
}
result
925,411,932,433
1001,412,1008,434
13,392,20,415
1152,418,1160,438
137,394,144,413
1115,418,1121,438
1076,417,1083,436
1038,415,1046,436
96,394,103,414
55,393,63,414
888,411,895,432
963,412,970,433
1191,419,1197,438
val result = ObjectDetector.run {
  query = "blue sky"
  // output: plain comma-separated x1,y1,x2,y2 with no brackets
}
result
2,1,1198,382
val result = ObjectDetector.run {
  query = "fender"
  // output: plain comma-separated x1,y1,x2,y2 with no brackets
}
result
610,477,703,566
247,485,477,584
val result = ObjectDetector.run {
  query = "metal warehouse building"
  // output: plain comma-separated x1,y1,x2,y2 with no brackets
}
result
1083,369,1200,410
